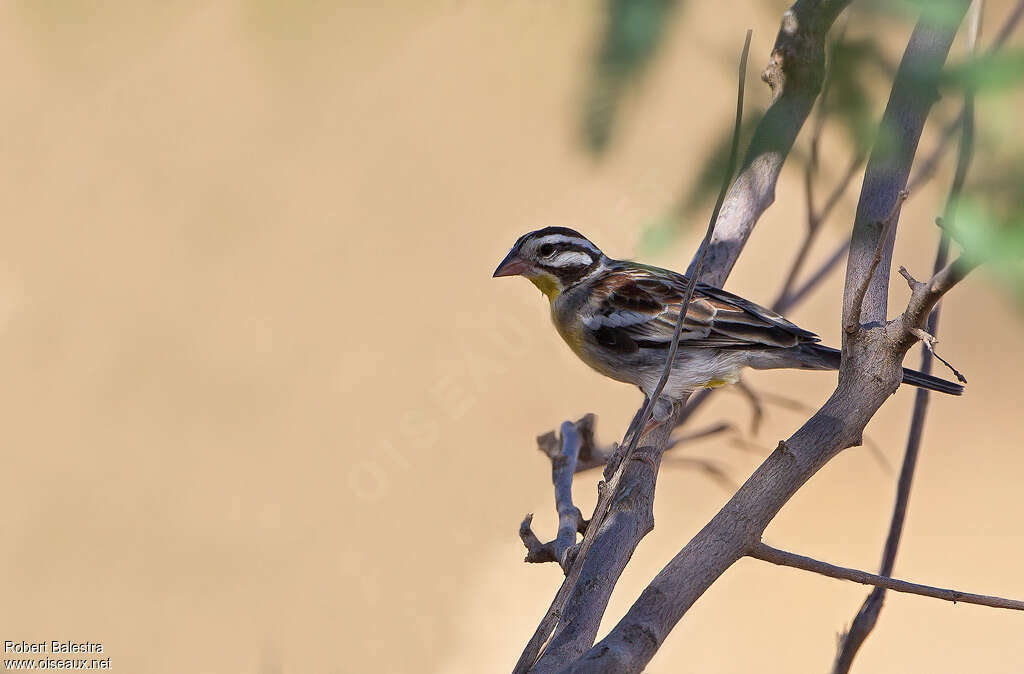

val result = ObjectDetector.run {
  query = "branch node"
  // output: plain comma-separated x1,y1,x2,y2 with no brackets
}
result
775,439,796,459
898,265,924,291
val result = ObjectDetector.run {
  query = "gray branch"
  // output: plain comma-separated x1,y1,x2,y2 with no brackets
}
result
521,1,854,670
840,8,967,330
751,543,1024,611
519,420,588,573
560,6,971,672
833,4,984,664
689,0,853,288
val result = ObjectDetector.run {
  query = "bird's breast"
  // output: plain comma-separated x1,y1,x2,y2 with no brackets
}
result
549,297,638,384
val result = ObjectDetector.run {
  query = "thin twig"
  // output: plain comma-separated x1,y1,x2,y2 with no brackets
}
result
662,456,739,490
907,0,1020,191
750,542,1024,611
734,379,764,435
990,0,1024,47
515,31,752,674
909,325,968,383
802,18,845,236
628,30,752,453
786,17,853,307
906,111,965,192
664,422,734,451
777,153,865,311
777,237,851,314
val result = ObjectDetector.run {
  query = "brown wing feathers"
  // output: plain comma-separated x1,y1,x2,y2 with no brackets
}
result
590,265,819,351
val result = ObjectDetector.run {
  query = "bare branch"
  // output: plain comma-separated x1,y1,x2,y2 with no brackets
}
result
750,542,1024,611
908,327,967,383
519,31,754,674
734,379,765,435
564,8,971,672
632,29,753,446
841,4,970,331
906,111,965,192
845,191,908,334
776,153,864,312
664,422,734,451
837,267,955,673
777,236,850,314
834,14,981,658
519,421,588,573
663,456,739,491
907,0,1018,192
991,0,1024,46
841,4,985,667
889,254,978,348
689,0,854,288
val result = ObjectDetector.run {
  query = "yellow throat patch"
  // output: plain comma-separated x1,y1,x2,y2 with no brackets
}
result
528,274,561,300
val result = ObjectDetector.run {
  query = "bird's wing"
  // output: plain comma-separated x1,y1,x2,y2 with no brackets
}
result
583,264,820,353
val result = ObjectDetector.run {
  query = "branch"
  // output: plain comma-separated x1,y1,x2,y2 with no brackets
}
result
563,7,970,672
906,0,1019,193
750,542,1024,611
991,0,1024,46
778,153,865,310
678,0,859,432
844,190,908,334
888,256,978,348
776,236,850,313
518,30,753,674
688,0,854,288
519,420,588,573
631,27,753,448
835,21,981,661
841,8,970,331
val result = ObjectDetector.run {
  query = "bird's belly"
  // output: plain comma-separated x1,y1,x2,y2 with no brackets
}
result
656,350,746,398
557,327,745,397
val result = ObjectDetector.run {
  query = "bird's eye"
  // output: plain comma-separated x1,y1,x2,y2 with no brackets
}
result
539,244,554,257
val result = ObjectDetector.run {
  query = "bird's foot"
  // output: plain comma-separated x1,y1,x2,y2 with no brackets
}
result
639,396,675,437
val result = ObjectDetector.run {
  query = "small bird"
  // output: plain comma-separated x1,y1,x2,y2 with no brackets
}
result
493,226,963,406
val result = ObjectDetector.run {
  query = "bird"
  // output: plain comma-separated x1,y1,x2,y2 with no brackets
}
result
493,226,963,410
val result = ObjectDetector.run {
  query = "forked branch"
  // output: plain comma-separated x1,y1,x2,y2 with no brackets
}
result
519,420,590,573
562,7,972,672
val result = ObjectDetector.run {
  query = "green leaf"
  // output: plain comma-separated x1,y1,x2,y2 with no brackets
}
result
583,0,682,154
942,50,1024,94
947,197,1024,303
826,38,890,152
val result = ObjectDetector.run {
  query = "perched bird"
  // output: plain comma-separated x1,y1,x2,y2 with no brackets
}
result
493,227,963,405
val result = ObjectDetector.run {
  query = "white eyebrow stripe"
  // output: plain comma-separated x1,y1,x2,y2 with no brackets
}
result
534,234,600,254
549,251,593,267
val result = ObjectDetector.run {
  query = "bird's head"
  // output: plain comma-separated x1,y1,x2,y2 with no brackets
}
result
492,227,606,299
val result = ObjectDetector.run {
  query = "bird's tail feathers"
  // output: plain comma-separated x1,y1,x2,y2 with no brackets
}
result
751,344,963,396
798,344,963,396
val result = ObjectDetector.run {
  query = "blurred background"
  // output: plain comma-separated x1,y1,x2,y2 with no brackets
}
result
0,1,1022,672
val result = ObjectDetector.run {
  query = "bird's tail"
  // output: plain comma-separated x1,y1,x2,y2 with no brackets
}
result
781,344,964,396
802,344,963,396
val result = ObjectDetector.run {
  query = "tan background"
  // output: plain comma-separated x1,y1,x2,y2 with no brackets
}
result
0,1,1021,672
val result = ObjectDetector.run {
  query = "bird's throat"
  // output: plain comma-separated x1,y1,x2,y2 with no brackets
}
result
528,274,561,300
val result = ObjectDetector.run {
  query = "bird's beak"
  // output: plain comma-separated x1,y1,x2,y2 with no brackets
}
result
493,251,529,278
